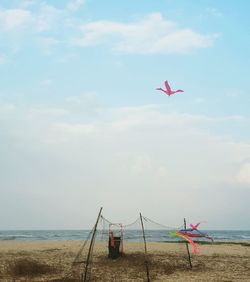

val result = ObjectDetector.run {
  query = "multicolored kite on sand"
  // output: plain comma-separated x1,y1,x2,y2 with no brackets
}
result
172,222,213,255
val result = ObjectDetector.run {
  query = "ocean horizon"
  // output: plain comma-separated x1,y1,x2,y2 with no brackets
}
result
1,230,250,242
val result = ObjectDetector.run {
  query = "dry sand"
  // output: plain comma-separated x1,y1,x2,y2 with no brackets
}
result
0,240,250,281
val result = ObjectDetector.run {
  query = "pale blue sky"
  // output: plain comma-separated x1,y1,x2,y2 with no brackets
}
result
0,0,250,230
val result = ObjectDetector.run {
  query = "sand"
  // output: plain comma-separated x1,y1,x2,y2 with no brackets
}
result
0,240,250,281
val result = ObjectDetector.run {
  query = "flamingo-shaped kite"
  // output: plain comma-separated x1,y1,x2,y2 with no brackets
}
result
156,80,184,96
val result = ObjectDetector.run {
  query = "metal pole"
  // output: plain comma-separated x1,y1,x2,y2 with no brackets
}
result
184,218,192,269
83,207,103,282
140,213,150,282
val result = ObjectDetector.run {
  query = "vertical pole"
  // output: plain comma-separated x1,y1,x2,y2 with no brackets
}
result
184,218,192,269
120,224,124,254
83,207,103,282
140,213,150,282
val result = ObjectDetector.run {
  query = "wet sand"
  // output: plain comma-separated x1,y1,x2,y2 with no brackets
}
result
0,240,250,281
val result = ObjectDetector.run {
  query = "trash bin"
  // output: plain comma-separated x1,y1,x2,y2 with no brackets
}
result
108,236,121,259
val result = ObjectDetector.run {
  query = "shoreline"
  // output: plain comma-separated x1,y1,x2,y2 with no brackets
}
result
1,238,250,244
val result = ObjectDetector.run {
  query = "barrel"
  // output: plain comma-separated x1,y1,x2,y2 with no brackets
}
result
108,236,121,259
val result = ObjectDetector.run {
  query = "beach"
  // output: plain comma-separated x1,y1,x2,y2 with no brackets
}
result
0,240,250,281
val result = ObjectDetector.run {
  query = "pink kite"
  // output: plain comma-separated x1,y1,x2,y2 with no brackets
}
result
156,80,184,96
189,223,214,242
190,222,201,231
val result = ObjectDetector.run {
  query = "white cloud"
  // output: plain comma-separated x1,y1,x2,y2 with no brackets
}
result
52,122,98,140
0,8,33,31
64,92,101,116
0,8,217,57
74,13,215,54
238,163,250,185
0,102,16,115
127,153,152,174
0,4,61,34
0,4,63,57
1,101,250,228
28,107,69,118
108,106,248,132
67,0,85,12
65,92,97,106
35,3,61,32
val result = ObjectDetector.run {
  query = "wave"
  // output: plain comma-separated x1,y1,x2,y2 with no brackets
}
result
0,230,249,242
0,234,33,240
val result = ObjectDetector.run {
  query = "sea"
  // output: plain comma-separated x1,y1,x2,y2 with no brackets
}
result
0,230,250,242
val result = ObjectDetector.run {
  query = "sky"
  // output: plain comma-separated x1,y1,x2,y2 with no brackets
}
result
0,0,250,230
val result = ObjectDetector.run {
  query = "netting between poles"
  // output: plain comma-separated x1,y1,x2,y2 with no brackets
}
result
62,210,201,281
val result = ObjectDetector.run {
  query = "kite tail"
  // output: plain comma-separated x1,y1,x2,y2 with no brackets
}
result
192,227,214,242
176,232,198,255
205,235,214,242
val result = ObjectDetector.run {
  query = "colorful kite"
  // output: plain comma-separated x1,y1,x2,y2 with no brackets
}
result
156,80,184,96
176,231,198,255
173,222,213,255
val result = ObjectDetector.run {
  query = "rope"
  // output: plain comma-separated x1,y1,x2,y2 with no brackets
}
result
100,216,106,240
101,216,121,227
101,215,140,229
101,214,183,230
123,217,140,228
62,227,94,281
142,215,184,230
73,227,94,264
